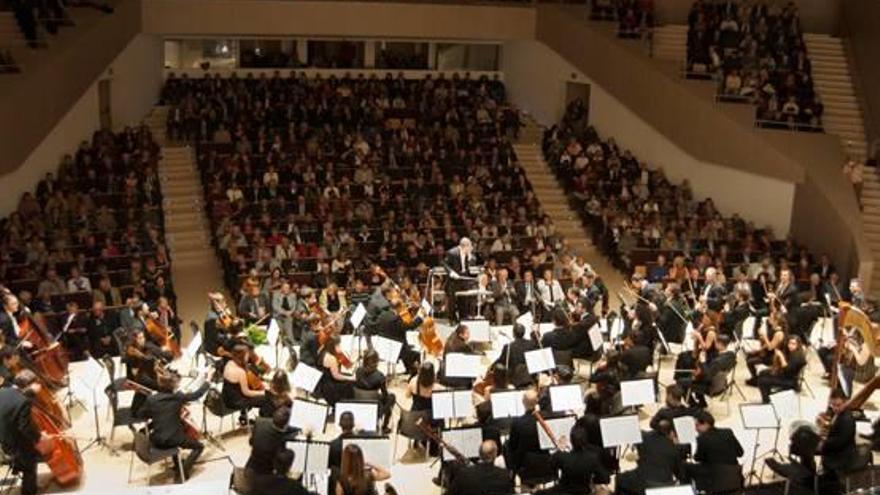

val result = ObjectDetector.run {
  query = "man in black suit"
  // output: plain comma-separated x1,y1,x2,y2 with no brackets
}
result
0,371,44,495
246,407,299,475
443,238,477,323
619,329,653,380
515,270,539,318
818,388,856,487
494,323,538,387
0,293,27,347
139,372,210,481
490,268,520,325
616,419,685,495
649,384,694,432
685,411,743,487
540,309,578,352
246,448,316,495
504,390,552,482
328,411,356,469
540,423,610,495
448,440,513,495
374,286,422,374
699,267,728,313
87,300,119,358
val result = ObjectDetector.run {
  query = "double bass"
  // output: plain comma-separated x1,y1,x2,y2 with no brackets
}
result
17,311,69,388
32,402,82,486
124,379,201,441
5,351,70,429
145,315,181,359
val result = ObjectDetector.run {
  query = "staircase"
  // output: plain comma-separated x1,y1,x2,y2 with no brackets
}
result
514,120,624,293
859,172,880,293
146,107,225,332
803,33,868,163
651,24,687,64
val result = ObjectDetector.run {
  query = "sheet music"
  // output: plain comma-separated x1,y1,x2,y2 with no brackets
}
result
599,415,642,447
739,403,779,429
683,322,695,351
809,317,835,347
536,323,555,338
184,332,202,359
303,470,331,495
436,322,456,343
673,415,697,446
516,311,533,330
620,379,656,407
441,427,482,462
444,353,482,378
342,437,392,468
266,318,280,346
405,331,420,349
588,324,603,351
421,299,432,315
290,399,329,433
645,486,696,495
537,415,576,450
371,335,403,364
335,401,379,432
769,389,799,420
350,303,367,329
599,317,609,334
339,334,365,358
525,347,556,374
549,384,584,412
741,316,756,339
431,390,473,420
462,319,491,342
609,318,624,341
490,390,525,419
288,440,330,477
291,363,323,394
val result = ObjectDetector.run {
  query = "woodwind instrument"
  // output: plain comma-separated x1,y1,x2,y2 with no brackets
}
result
533,410,566,451
416,418,472,465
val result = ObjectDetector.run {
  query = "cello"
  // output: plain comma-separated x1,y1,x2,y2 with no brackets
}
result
17,310,69,388
145,315,181,359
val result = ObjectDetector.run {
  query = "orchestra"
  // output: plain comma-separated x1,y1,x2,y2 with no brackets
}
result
0,250,878,495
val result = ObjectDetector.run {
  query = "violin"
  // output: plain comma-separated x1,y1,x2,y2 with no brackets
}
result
17,311,69,388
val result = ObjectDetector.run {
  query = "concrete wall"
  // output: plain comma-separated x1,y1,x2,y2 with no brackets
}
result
142,0,536,40
840,0,880,153
108,34,165,131
502,39,795,236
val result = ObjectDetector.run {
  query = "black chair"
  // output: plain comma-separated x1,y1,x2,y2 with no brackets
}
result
838,443,874,493
695,463,743,494
553,349,574,369
517,452,556,489
127,428,183,485
395,409,428,461
229,466,255,495
203,387,241,436
105,378,147,449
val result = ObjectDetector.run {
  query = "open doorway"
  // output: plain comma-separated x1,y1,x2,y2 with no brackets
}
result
565,81,590,131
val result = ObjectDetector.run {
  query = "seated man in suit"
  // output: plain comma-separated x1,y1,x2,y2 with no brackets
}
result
490,268,520,326
374,286,422,374
818,388,857,490
537,425,610,495
504,390,552,484
649,384,694,432
246,448,316,495
616,419,685,495
684,411,743,489
494,323,538,387
329,411,356,469
448,440,514,495
679,334,736,408
245,406,299,475
139,371,211,481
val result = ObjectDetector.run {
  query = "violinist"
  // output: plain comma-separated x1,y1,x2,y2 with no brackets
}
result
0,370,46,495
678,335,735,408
374,286,422,374
538,426,611,495
355,350,395,433
222,344,267,425
616,419,684,495
698,267,727,313
578,272,608,317
541,309,577,352
317,335,354,406
619,328,653,380
745,315,787,382
586,349,622,416
447,441,513,495
657,284,688,345
755,335,807,403
139,371,210,483
674,314,718,377
260,370,293,418
721,289,752,337
650,384,695,432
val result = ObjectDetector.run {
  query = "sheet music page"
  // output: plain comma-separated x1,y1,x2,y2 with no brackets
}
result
769,389,799,420
537,415,576,450
453,390,473,418
490,390,525,419
350,303,367,328
599,415,643,447
371,336,403,363
342,437,392,468
620,379,656,407
741,316,756,339
463,319,491,342
431,391,455,420
673,415,697,446
549,384,584,412
516,312,533,330
444,353,482,378
288,440,330,477
290,399,329,433
335,401,379,432
184,332,202,359
588,324,603,351
266,318,280,346
441,427,482,462
291,363,323,393
525,347,556,374
739,403,779,429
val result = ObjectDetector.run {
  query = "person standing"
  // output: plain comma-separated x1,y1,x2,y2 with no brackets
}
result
0,370,44,495
443,238,476,323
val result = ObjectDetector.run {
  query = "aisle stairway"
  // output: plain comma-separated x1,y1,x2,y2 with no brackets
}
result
651,24,687,63
803,33,868,163
859,172,880,293
515,121,624,293
146,107,225,333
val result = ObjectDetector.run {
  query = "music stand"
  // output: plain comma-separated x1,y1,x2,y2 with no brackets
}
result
739,402,780,486
78,357,113,454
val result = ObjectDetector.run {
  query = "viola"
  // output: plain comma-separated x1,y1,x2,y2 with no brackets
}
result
17,312,68,388
32,404,82,486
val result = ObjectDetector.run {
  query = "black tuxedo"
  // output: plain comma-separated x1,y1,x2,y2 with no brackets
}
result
0,387,40,495
448,462,513,495
246,417,299,474
617,430,684,494
541,327,577,351
820,410,856,472
694,427,743,466
494,338,537,387
775,283,799,312
505,413,550,477
515,280,539,312
140,383,210,478
443,246,476,321
550,448,611,493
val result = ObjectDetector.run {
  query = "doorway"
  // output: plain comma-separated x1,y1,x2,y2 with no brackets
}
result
565,81,590,130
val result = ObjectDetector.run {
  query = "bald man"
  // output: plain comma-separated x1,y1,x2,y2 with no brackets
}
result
505,390,553,482
448,440,513,495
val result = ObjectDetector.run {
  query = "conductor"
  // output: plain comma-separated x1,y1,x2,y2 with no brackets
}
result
443,238,477,323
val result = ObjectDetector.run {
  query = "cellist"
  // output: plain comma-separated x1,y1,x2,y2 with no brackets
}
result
0,293,34,350
0,370,48,495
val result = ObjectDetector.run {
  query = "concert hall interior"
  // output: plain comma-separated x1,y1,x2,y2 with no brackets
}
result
2,0,880,494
